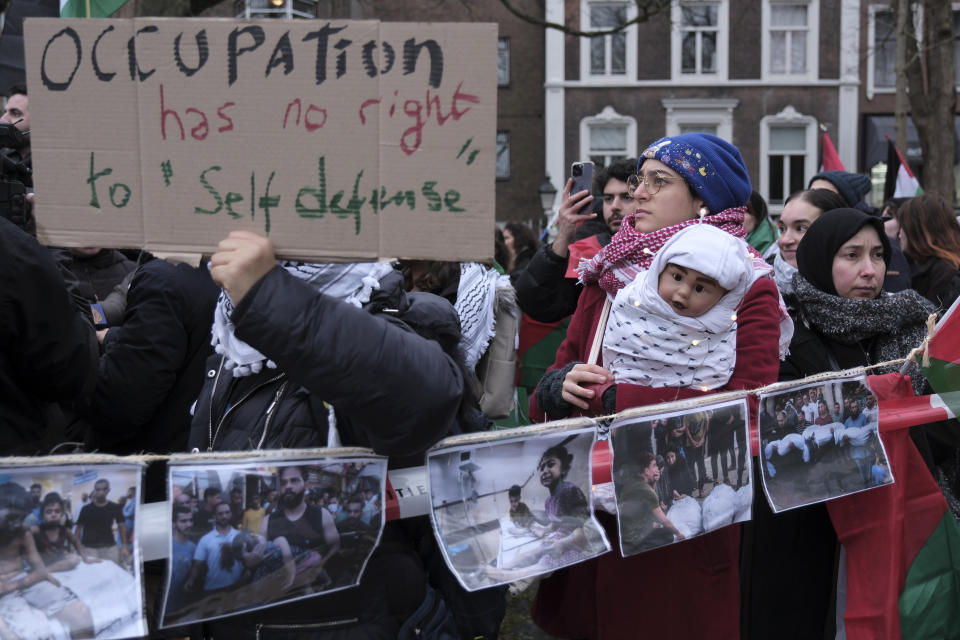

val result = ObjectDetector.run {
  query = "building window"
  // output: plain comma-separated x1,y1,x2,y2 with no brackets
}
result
496,131,510,179
580,1,637,80
498,38,510,86
759,106,817,209
672,1,728,80
867,7,896,97
662,98,738,141
954,8,960,87
763,0,818,79
579,106,637,167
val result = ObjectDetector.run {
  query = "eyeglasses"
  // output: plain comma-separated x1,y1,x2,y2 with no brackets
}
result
626,172,671,196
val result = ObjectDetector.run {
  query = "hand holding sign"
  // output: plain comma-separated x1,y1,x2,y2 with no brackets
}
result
210,230,277,305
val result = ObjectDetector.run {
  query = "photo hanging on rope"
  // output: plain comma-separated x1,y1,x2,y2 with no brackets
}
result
0,461,147,640
757,374,891,513
160,453,387,627
609,398,752,557
426,422,610,591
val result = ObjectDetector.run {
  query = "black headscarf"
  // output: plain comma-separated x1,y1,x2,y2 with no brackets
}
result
796,208,891,296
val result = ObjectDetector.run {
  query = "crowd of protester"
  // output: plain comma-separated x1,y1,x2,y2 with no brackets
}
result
3,73,960,639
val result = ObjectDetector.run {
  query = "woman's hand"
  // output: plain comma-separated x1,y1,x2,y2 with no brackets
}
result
562,363,612,410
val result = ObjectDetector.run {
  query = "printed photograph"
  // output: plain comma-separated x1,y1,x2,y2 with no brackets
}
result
427,428,609,591
161,457,386,626
0,463,146,639
758,376,891,512
610,399,752,557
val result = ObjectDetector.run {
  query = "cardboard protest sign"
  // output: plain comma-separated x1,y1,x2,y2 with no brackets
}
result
757,374,891,513
0,460,146,640
161,451,386,627
609,398,752,557
24,18,496,261
427,421,610,592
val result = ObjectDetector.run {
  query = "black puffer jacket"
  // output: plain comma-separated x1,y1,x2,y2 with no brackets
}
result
513,219,612,323
77,260,219,499
188,267,464,461
0,217,98,453
186,267,478,639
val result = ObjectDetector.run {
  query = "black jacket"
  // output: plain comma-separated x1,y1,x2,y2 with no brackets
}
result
79,260,219,455
0,217,98,453
186,267,471,637
908,256,960,311
188,267,464,459
51,247,137,326
514,218,614,323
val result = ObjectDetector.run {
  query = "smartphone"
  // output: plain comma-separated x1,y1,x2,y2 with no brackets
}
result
570,161,594,213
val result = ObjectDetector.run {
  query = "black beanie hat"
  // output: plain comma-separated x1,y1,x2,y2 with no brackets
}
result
796,208,891,296
808,171,873,208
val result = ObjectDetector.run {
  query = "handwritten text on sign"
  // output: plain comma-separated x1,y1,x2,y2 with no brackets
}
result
25,19,496,261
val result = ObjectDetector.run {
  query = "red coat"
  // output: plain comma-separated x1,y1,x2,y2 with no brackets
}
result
529,277,782,640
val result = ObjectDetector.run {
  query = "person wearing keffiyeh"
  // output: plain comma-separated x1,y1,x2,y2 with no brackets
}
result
528,134,785,640
187,230,485,638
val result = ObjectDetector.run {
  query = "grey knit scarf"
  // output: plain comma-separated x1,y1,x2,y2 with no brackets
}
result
793,273,935,392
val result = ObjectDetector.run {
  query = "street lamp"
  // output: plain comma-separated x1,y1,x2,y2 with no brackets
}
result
538,176,558,238
234,0,318,18
538,175,557,212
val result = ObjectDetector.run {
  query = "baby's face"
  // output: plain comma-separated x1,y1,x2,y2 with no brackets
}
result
657,263,726,317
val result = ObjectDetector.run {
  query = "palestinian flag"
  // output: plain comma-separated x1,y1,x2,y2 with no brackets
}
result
827,373,960,639
60,0,128,17
923,295,960,422
820,130,845,171
883,136,923,201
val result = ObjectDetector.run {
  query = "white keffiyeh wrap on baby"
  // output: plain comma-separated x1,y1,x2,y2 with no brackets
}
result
602,225,761,390
211,261,395,376
455,262,511,370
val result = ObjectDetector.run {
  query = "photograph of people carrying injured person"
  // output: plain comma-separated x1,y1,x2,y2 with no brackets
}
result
0,462,145,640
610,398,752,557
427,423,609,591
758,374,891,513
161,453,386,627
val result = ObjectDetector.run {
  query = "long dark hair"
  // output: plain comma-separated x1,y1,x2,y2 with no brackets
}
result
896,194,960,269
504,222,539,261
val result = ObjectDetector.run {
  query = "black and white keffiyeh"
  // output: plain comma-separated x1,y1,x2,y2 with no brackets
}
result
211,261,394,376
454,262,512,370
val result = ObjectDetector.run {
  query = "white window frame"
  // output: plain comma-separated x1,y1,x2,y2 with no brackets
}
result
579,106,638,166
671,0,728,82
579,0,638,81
761,0,819,81
497,37,510,86
662,98,738,140
496,131,510,180
759,105,817,213
866,5,896,99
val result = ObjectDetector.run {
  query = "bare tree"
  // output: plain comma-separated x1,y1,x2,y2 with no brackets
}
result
497,0,670,37
899,0,956,201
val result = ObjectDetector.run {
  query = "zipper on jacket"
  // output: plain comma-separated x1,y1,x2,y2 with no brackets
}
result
255,619,360,639
207,356,286,450
256,381,289,449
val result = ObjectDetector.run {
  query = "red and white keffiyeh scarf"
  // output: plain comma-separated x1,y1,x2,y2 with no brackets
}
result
578,208,749,295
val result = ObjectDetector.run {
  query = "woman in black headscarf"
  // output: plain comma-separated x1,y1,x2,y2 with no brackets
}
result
743,208,936,640
782,207,933,388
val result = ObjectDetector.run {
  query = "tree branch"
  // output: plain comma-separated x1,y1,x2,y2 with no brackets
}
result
498,0,672,37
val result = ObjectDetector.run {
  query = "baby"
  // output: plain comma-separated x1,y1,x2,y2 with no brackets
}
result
603,225,758,390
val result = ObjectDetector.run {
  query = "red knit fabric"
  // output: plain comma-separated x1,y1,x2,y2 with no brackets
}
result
528,278,782,639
